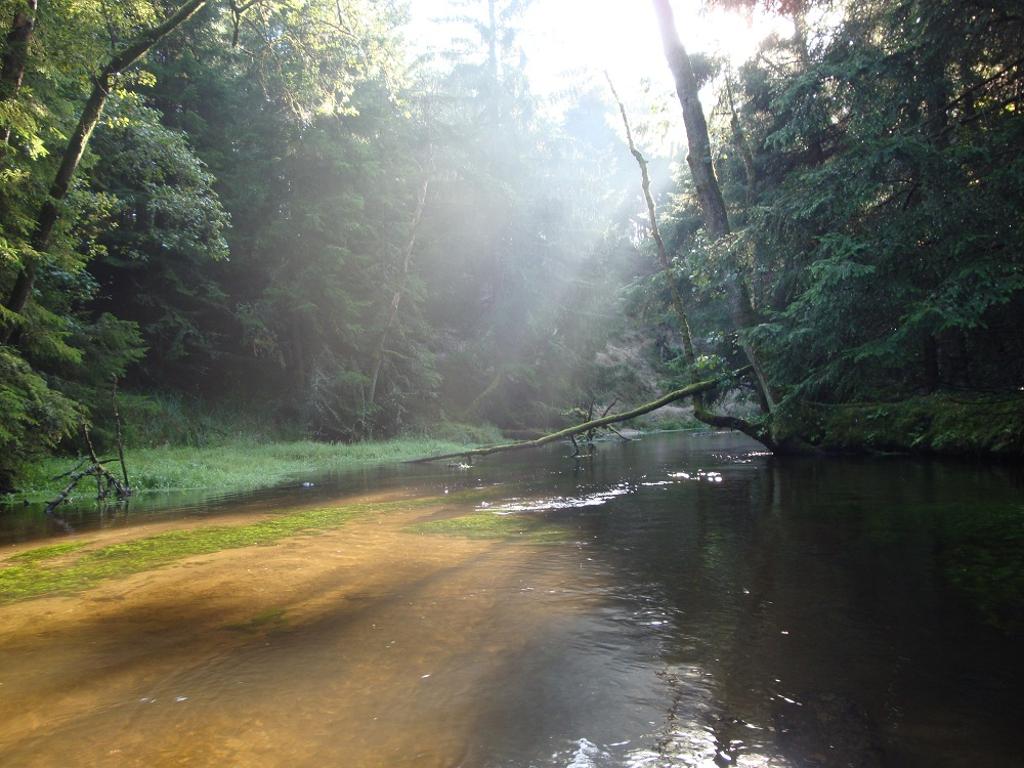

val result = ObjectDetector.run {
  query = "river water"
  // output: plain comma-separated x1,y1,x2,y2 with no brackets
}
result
0,432,1021,767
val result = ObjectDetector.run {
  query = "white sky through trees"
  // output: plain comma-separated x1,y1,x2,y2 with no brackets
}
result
403,0,791,156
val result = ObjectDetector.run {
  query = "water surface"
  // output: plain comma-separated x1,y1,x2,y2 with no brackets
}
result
1,432,1021,767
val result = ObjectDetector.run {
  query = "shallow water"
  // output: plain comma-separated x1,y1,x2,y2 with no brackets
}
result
1,432,1022,767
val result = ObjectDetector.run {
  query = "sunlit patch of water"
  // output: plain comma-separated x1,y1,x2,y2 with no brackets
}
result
481,483,634,514
559,738,611,767
712,450,773,465
667,470,723,483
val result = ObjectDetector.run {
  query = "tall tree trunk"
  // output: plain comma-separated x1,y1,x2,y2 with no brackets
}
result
1,0,210,344
0,0,37,154
653,3,728,239
366,174,431,413
651,0,775,412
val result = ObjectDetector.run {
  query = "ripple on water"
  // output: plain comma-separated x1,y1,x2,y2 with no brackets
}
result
561,738,610,768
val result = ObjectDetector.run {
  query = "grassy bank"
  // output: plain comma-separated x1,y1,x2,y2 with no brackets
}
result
2,433,496,505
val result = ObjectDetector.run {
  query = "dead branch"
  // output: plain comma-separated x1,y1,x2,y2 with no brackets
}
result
111,376,130,492
605,71,697,365
44,466,97,516
606,424,634,442
42,384,132,513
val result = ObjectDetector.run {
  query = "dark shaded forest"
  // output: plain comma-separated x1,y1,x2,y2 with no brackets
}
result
2,0,1023,492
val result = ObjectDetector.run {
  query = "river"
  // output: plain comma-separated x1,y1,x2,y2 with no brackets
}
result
1,432,1021,767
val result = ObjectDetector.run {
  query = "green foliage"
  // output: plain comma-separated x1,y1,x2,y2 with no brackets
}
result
740,0,1024,402
772,394,1024,455
88,99,230,384
1,0,640,490
642,0,1024,440
98,392,300,448
406,419,503,445
0,346,80,491
0,0,426,485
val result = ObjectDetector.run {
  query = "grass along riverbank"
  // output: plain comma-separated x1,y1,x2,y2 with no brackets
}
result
2,433,497,505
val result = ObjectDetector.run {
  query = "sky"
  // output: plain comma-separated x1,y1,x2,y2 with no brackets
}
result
402,0,792,156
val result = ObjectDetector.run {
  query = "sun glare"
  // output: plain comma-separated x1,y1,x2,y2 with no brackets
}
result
406,2,792,90
523,1,792,94
407,1,793,154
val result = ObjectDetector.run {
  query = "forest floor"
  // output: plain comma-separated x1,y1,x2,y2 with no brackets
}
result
1,436,490,505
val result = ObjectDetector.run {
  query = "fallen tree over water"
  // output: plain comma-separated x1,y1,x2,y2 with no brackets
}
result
407,369,750,464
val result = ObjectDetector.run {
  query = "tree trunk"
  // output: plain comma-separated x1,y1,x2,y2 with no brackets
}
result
0,0,37,152
651,0,776,412
651,0,728,238
1,0,210,344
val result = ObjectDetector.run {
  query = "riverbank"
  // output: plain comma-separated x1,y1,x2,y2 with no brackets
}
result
776,392,1024,457
1,434,495,505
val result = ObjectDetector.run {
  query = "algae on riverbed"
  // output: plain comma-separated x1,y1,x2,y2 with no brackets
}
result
0,496,442,603
8,540,90,564
406,511,572,543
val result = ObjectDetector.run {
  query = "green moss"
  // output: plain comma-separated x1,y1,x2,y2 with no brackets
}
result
407,511,571,543
8,540,90,563
776,393,1024,456
0,495,440,604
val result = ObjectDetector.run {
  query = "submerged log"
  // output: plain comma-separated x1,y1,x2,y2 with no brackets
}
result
407,369,750,464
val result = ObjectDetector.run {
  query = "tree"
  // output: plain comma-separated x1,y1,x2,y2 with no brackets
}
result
644,0,1024,451
2,0,212,344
